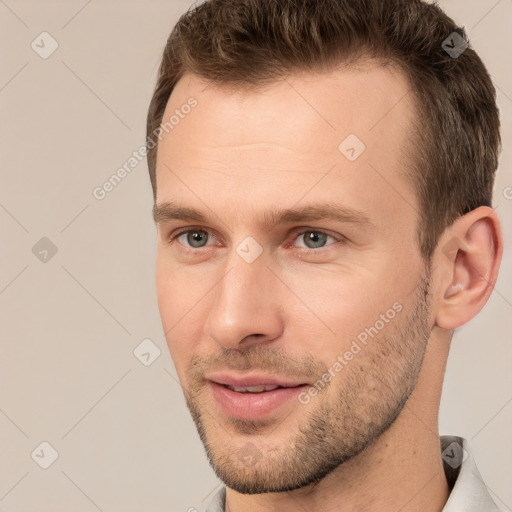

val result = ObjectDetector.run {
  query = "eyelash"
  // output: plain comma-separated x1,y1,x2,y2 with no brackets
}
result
168,227,344,252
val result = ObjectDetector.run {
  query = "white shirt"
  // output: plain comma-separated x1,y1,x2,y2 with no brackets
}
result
205,436,501,511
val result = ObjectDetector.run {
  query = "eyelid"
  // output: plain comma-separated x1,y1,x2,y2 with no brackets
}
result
289,228,344,249
169,226,219,248
168,226,345,250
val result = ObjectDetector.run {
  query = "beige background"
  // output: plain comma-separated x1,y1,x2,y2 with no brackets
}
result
0,1,510,511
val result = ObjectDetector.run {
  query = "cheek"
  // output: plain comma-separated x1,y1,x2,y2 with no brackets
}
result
155,250,210,324
279,264,410,356
155,255,208,372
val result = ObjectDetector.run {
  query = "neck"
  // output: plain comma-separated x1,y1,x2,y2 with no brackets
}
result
226,422,449,512
225,332,451,512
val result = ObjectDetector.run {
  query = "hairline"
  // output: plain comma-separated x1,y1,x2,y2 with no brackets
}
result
151,58,431,258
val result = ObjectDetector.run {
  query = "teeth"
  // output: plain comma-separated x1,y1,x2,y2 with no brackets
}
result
228,385,280,393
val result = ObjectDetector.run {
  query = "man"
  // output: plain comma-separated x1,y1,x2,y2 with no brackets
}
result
146,0,504,510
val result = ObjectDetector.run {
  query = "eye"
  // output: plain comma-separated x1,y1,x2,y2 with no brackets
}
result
175,229,212,248
293,230,338,249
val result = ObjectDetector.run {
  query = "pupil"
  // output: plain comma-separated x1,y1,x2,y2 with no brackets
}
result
188,231,207,247
305,231,327,248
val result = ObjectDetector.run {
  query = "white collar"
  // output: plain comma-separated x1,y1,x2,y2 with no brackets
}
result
205,436,501,511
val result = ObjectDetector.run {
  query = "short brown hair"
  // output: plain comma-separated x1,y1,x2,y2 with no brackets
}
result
146,0,501,258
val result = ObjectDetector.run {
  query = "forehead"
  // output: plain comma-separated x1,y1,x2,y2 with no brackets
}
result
155,63,417,231
161,62,414,146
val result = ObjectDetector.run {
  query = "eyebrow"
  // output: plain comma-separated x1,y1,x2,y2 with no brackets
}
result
152,201,374,229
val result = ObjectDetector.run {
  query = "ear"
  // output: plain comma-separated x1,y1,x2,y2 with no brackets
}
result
434,206,503,330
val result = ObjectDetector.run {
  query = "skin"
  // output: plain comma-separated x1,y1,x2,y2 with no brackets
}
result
153,63,503,511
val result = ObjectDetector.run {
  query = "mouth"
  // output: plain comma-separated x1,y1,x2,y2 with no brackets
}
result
206,373,310,420
223,383,290,393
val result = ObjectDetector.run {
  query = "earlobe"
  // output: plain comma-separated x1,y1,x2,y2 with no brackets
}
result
435,207,503,331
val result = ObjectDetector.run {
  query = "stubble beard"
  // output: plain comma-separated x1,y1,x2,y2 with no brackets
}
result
183,269,433,494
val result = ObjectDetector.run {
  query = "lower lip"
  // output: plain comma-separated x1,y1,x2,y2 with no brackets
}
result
209,382,307,420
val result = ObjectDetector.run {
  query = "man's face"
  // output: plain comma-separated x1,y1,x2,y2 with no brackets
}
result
154,64,434,493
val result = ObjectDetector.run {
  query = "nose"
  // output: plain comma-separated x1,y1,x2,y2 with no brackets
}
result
204,249,285,350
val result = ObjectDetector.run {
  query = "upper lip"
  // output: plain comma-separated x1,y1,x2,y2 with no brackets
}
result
206,373,309,388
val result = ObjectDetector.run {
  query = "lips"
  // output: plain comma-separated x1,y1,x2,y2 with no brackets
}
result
206,373,309,420
225,384,281,393
207,372,308,389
